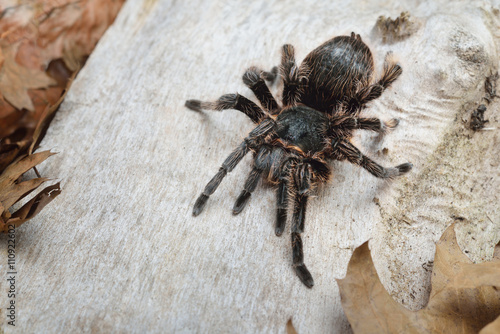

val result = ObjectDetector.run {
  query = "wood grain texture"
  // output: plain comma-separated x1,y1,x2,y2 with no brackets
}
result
1,0,499,332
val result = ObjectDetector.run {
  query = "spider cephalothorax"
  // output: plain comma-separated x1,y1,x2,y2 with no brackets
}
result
185,32,412,288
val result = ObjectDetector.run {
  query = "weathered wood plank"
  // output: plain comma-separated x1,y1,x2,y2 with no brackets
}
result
1,0,499,332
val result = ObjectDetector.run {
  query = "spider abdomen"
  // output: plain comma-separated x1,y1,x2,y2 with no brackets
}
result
276,105,328,154
300,36,374,113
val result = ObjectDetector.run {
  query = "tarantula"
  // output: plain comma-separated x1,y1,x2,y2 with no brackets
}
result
185,32,412,288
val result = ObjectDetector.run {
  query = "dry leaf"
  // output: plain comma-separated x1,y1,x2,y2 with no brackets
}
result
286,319,298,334
29,65,78,155
0,45,4,67
480,315,500,334
7,182,61,229
0,0,124,139
0,0,123,230
337,224,500,334
0,140,29,172
1,0,124,127
0,42,56,111
0,66,74,174
0,151,60,232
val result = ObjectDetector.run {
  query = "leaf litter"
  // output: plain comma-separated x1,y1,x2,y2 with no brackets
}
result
0,0,124,230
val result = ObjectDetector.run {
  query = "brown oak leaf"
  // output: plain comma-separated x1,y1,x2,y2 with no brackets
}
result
286,319,298,334
337,224,500,333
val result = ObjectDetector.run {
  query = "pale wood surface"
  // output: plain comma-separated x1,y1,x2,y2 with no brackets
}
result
1,0,500,332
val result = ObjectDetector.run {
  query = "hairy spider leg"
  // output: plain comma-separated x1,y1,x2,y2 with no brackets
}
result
355,53,402,107
274,156,296,236
257,66,279,83
232,166,263,214
350,31,363,41
233,145,286,215
275,180,288,236
280,44,308,107
290,162,314,288
353,117,399,133
242,67,280,115
337,140,412,179
232,146,274,214
379,53,403,89
240,66,278,83
192,118,276,216
332,116,400,134
185,93,266,124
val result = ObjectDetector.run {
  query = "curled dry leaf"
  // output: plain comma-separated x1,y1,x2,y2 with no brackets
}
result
0,151,61,232
7,181,61,229
337,224,500,334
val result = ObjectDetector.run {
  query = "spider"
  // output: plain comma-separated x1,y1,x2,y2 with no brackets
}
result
185,32,412,288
